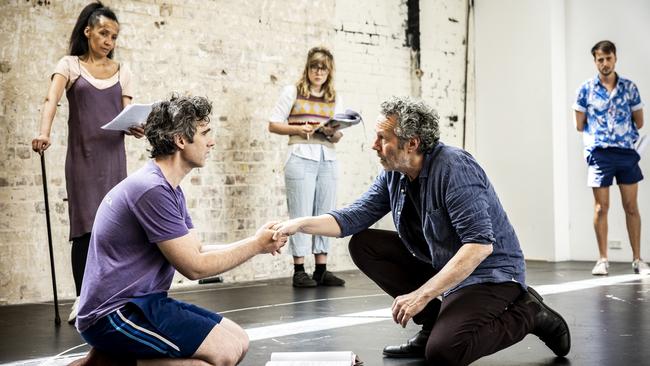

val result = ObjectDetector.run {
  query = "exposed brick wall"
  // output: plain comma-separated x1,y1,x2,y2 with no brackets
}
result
420,0,470,147
0,0,468,304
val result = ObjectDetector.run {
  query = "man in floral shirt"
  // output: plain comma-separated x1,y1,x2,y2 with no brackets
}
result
573,40,648,276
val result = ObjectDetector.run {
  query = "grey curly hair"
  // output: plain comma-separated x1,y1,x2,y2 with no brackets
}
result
380,96,440,153
144,94,212,158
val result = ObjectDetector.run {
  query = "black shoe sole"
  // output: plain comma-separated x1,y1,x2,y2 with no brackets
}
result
312,272,346,287
382,352,425,359
316,282,346,287
382,347,425,359
528,286,571,357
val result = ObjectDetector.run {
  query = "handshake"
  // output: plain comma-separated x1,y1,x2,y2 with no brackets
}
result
253,218,306,256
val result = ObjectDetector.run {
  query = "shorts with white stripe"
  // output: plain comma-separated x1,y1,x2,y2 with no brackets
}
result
81,293,223,358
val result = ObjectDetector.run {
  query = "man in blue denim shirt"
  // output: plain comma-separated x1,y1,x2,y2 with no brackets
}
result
274,97,570,365
573,40,648,276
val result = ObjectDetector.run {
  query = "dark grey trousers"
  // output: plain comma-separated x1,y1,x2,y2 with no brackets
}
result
348,229,536,366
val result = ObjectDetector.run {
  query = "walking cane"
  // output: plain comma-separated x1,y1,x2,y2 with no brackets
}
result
40,152,61,326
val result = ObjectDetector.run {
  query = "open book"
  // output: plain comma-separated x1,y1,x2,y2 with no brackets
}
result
265,351,363,366
321,109,363,130
101,103,154,132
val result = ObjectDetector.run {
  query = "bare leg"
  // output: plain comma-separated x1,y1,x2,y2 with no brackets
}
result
293,256,305,265
592,187,610,259
619,183,641,260
315,253,327,264
138,318,248,366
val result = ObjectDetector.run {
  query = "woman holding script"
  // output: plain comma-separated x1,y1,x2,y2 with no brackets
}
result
31,2,143,324
268,47,347,288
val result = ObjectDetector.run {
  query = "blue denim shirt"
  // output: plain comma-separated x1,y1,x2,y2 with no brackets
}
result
573,74,644,158
329,143,526,296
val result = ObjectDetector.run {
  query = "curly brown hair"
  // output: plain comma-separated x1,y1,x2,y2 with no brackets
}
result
144,95,212,158
380,96,440,153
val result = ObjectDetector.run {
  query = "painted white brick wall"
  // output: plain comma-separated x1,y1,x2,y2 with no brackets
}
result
0,0,467,304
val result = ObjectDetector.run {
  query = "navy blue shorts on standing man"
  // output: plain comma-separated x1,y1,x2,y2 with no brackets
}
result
587,147,644,187
80,292,223,359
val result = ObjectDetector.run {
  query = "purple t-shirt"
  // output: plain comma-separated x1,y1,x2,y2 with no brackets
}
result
76,160,193,332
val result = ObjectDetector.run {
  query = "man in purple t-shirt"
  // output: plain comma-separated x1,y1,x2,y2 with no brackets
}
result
71,95,287,366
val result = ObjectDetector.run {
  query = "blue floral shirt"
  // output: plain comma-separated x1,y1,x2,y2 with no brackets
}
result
573,74,644,157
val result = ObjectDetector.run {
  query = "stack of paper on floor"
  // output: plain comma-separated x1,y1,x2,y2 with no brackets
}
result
101,103,154,132
265,351,363,366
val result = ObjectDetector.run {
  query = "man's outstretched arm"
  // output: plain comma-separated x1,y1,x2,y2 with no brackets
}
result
158,222,287,280
273,214,342,238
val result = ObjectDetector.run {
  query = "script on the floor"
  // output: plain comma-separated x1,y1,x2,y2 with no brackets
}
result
101,103,154,132
265,351,363,366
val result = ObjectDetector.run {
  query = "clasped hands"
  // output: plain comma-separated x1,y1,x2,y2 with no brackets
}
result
255,219,304,256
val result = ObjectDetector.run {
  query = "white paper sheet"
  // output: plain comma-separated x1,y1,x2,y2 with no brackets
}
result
265,362,351,366
323,110,362,130
101,103,154,131
265,351,362,366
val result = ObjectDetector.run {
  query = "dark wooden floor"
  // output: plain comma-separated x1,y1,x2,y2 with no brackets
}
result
1,261,648,365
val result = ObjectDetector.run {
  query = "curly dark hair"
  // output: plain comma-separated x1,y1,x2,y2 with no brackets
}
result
144,95,212,158
380,96,440,153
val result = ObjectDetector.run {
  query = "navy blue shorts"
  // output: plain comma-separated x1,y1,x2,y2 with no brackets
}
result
80,293,223,358
587,147,643,187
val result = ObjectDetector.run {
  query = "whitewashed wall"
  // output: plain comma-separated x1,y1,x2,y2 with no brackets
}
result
0,0,469,304
474,0,650,262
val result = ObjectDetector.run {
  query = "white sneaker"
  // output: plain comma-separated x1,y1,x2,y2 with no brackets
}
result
591,259,609,275
68,297,80,324
633,259,650,275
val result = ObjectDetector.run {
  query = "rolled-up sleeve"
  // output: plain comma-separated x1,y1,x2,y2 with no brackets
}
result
629,82,644,111
572,83,588,112
329,173,391,237
443,154,495,245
